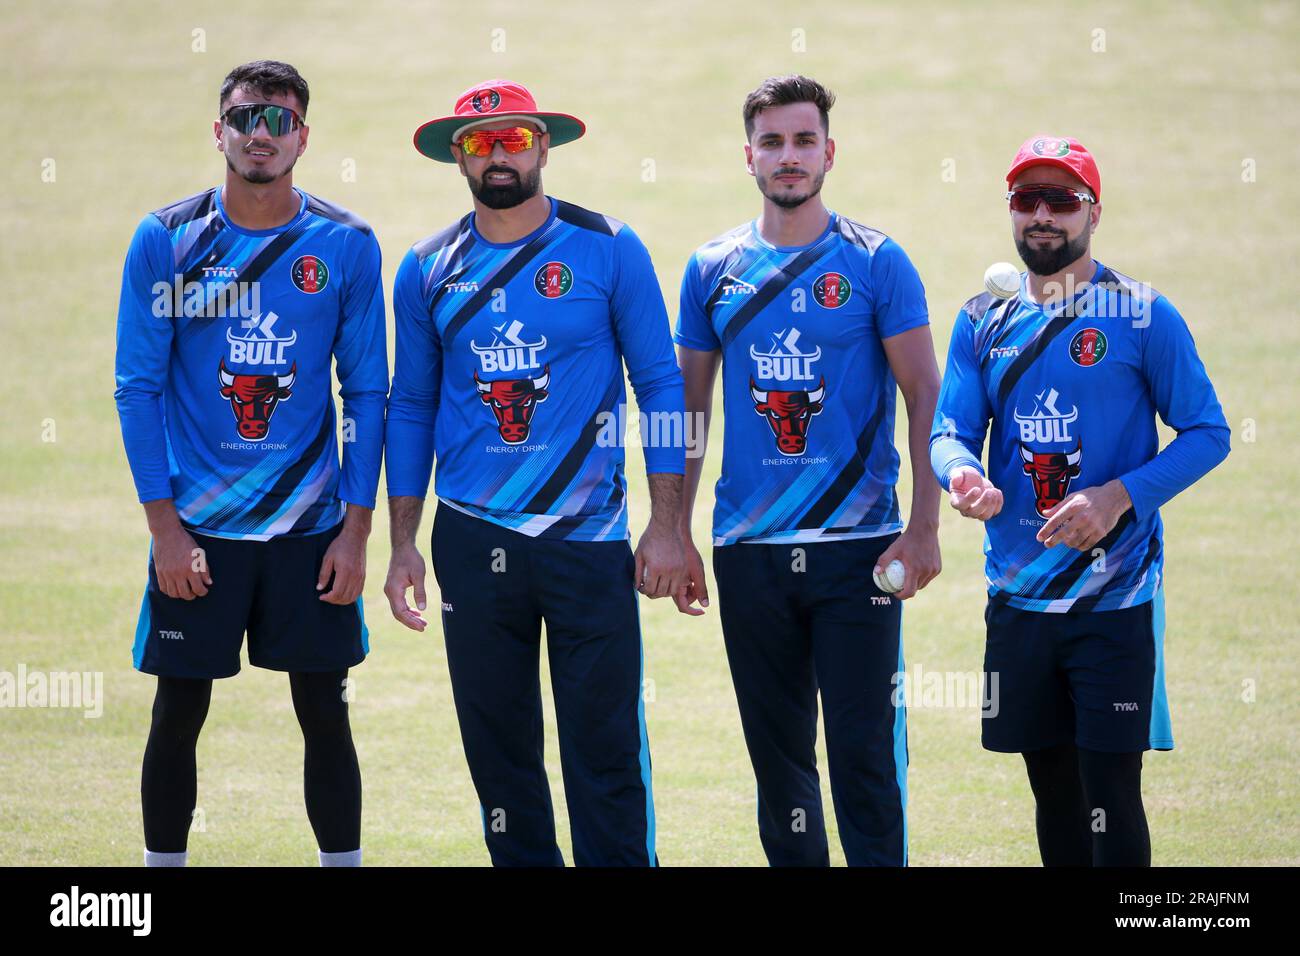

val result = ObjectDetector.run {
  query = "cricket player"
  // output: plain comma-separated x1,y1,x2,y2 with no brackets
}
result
675,75,942,866
929,136,1230,865
114,61,387,866
384,80,687,866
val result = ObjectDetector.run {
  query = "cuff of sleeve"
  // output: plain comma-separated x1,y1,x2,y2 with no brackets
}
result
339,493,378,511
1117,472,1151,523
385,483,430,499
881,312,931,340
936,455,983,492
672,333,720,352
645,464,687,477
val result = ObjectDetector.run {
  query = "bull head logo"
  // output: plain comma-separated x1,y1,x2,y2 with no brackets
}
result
751,376,826,456
475,365,550,445
218,358,295,441
1020,441,1082,517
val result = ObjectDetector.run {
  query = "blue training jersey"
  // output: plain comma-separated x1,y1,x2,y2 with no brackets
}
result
114,186,388,541
929,261,1230,613
675,213,930,546
385,196,685,542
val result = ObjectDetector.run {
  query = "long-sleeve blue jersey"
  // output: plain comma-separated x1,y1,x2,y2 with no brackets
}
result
114,187,388,541
929,261,1230,612
675,213,930,545
385,196,685,542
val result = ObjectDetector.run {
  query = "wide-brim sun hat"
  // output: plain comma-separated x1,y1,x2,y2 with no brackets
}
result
413,79,586,163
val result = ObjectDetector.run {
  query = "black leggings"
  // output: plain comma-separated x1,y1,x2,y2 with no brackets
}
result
1022,741,1151,866
141,671,361,854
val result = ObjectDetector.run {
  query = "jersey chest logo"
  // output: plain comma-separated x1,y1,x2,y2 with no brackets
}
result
749,327,826,456
1014,388,1082,516
217,359,295,442
470,320,551,444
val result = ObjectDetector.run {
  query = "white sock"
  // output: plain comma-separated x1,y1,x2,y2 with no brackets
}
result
319,848,362,867
144,849,188,867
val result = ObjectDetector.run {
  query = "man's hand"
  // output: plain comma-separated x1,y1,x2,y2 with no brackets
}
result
678,537,710,616
634,519,690,612
1037,479,1132,551
874,524,941,600
318,523,367,604
383,543,428,631
152,523,211,601
947,466,1004,521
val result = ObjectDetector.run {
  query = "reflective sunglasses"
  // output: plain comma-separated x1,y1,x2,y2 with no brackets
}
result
1006,185,1095,214
221,103,304,137
458,126,535,157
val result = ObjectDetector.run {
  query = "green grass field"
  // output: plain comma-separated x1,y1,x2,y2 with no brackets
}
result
1,0,1296,865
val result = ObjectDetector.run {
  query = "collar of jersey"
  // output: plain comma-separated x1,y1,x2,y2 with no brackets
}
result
1019,259,1104,317
469,195,558,249
748,211,838,253
214,186,308,237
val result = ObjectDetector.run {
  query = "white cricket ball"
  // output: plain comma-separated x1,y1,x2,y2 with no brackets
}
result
873,559,906,594
984,261,1021,299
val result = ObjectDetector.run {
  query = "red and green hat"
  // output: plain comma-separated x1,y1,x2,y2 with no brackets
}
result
1006,135,1102,200
413,79,587,163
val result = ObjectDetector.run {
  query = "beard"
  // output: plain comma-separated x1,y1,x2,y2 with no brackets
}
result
226,147,296,185
469,163,542,209
757,167,824,209
1015,226,1090,276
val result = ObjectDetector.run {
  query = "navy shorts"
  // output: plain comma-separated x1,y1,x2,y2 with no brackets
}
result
982,591,1173,754
131,522,368,679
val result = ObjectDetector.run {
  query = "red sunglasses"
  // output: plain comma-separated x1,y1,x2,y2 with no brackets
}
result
1007,185,1096,214
458,126,536,157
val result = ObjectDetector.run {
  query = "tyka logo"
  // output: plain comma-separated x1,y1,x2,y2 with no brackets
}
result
226,311,296,367
750,327,821,383
721,274,758,297
1013,388,1077,444
471,320,546,374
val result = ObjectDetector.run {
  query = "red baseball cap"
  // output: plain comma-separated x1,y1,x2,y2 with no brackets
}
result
1005,135,1101,200
413,79,586,163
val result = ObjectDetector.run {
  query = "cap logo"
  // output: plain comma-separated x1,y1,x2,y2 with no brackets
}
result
1031,137,1071,158
471,89,501,113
